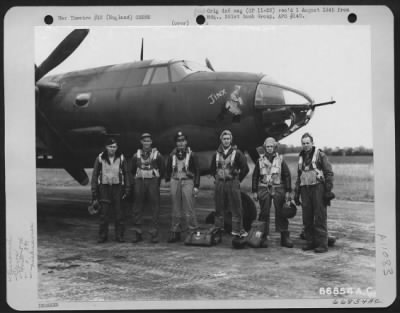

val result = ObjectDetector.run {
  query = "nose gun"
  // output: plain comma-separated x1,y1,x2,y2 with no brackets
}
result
310,100,336,109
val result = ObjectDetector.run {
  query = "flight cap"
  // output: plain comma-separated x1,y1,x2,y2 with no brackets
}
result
140,133,152,140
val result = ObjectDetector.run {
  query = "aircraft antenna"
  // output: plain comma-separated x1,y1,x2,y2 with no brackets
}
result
140,38,144,61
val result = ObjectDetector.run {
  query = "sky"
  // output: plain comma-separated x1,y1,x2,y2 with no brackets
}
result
35,25,372,148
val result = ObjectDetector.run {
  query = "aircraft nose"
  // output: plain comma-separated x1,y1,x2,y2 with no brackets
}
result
254,78,314,138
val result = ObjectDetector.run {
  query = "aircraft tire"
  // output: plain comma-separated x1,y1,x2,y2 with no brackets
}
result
204,192,257,233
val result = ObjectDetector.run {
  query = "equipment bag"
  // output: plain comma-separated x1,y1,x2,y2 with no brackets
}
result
246,220,266,248
184,226,222,247
245,198,266,248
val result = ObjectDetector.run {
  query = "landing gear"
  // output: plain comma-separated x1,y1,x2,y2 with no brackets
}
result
205,192,257,233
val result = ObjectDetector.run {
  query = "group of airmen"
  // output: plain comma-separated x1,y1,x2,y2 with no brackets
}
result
91,129,334,253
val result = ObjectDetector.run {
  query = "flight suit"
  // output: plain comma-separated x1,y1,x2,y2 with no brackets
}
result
91,151,130,241
252,149,292,239
131,148,164,239
165,147,200,234
210,145,249,235
295,147,334,251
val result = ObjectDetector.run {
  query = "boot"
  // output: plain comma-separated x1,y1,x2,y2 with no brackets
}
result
150,231,159,243
232,235,246,249
132,231,143,243
167,232,181,243
116,236,125,243
214,228,222,244
281,231,293,248
97,237,107,243
260,237,268,248
314,246,328,253
328,235,336,247
98,224,108,243
115,225,125,243
302,242,315,251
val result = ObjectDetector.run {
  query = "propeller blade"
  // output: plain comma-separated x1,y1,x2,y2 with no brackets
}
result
36,90,89,185
35,29,89,82
140,38,144,61
205,58,215,71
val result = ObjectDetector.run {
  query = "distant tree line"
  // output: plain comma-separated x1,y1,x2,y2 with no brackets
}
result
277,144,373,156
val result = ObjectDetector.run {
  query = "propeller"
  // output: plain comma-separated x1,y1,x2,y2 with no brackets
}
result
36,98,89,185
36,29,90,185
35,29,89,82
205,58,215,71
140,38,144,61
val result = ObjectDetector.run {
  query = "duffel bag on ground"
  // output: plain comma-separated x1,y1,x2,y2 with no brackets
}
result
184,226,222,246
246,220,266,248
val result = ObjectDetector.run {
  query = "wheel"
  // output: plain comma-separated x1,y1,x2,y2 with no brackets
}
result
204,192,257,232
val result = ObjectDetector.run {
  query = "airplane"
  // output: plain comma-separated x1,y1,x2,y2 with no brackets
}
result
36,29,334,230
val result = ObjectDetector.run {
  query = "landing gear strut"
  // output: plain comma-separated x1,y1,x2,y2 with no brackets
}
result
205,192,257,233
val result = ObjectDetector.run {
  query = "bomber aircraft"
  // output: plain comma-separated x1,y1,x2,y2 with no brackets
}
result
35,29,334,230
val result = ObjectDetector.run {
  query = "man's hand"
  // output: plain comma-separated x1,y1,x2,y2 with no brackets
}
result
252,192,258,201
324,191,335,206
88,199,100,215
193,187,199,198
122,191,131,200
294,192,301,206
285,192,291,202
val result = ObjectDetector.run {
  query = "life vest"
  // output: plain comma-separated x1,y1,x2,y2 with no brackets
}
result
172,148,193,180
135,148,160,179
98,153,124,185
258,152,282,186
216,148,237,180
298,147,324,186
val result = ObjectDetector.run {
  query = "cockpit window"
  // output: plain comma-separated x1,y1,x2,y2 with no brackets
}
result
255,84,285,107
282,90,311,105
170,61,212,82
255,79,312,108
151,66,169,84
143,68,154,85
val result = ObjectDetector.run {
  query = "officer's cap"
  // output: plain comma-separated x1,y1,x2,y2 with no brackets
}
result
174,131,187,142
105,137,118,146
140,133,152,140
220,129,233,140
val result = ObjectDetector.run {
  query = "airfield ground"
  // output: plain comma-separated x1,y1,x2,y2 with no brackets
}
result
37,157,375,302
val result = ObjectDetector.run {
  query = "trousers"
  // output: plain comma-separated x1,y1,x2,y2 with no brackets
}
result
214,178,244,233
300,183,328,249
98,184,124,240
170,179,198,232
132,177,160,234
257,186,289,235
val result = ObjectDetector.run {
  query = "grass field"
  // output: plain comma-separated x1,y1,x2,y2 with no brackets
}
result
283,155,374,202
36,155,374,202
